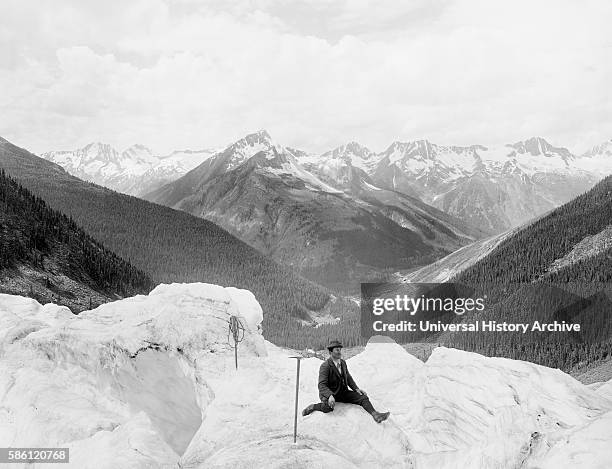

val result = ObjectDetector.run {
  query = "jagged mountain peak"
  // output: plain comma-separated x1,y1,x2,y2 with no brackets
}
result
298,141,380,188
383,139,440,159
507,136,574,160
227,129,276,152
254,129,271,138
322,141,375,161
582,138,612,157
217,130,289,170
121,144,157,164
123,143,154,155
83,141,117,152
40,141,217,195
343,140,373,154
285,146,310,158
239,129,273,146
76,142,122,164
385,139,486,159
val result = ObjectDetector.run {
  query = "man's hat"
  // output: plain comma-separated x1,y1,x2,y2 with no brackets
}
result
327,340,343,351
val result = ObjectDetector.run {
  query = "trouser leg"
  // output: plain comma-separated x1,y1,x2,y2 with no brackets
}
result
335,390,376,414
311,399,334,413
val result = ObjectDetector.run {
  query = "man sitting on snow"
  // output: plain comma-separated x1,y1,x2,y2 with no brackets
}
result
302,340,390,423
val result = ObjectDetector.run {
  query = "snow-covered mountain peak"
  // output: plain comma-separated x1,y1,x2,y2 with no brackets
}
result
123,143,155,161
254,128,271,139
313,141,378,175
230,129,273,149
41,142,218,196
381,140,445,167
239,129,273,147
570,138,612,177
81,142,122,163
288,141,377,190
243,145,345,194
412,139,435,157
582,139,612,158
323,141,375,160
219,130,285,170
41,142,126,179
83,141,113,152
383,139,437,160
377,140,481,180
508,136,574,160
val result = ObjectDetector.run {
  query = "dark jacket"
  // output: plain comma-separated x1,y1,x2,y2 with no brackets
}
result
318,357,359,400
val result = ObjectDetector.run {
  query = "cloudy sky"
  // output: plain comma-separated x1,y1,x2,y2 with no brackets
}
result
1,0,611,155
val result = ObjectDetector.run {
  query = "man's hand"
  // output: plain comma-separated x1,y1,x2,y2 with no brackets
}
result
327,395,335,409
357,389,367,397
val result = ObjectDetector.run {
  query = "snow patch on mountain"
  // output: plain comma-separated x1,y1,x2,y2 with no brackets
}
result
296,141,382,188
362,180,382,191
266,159,344,194
574,139,612,177
401,227,519,282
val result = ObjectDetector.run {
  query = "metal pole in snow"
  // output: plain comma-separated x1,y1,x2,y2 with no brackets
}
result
290,356,304,444
234,343,238,370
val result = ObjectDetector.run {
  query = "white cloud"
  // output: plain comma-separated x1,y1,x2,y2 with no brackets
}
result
0,0,610,155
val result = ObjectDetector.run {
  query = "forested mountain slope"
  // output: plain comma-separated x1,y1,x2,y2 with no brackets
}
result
0,168,153,311
456,174,612,284
443,174,612,370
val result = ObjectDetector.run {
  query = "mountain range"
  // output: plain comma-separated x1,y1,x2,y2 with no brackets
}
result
307,136,611,232
42,134,612,233
41,143,217,196
144,130,486,291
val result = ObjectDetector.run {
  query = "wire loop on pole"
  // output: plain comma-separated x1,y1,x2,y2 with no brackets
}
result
228,315,245,369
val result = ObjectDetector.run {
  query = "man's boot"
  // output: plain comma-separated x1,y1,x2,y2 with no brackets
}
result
372,411,390,423
302,404,315,416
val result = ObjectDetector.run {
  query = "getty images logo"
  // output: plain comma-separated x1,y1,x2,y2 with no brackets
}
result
371,294,486,316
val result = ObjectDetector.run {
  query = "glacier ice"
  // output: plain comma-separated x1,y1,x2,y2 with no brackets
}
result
0,283,611,468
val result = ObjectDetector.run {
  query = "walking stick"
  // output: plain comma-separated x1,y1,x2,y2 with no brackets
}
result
290,356,304,444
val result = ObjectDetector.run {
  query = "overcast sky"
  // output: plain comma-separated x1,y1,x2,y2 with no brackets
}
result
1,0,611,155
